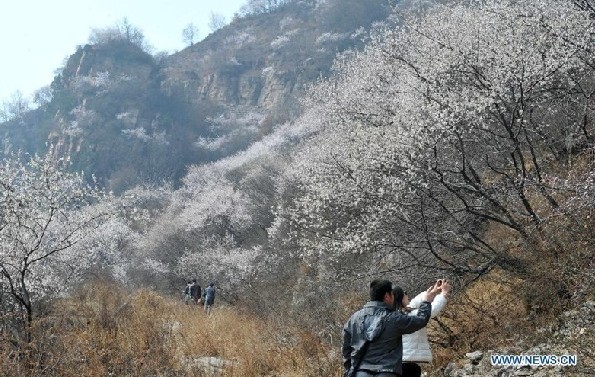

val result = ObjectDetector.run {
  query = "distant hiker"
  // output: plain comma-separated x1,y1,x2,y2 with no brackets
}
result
190,279,202,305
393,280,451,377
203,283,216,315
342,279,441,377
183,281,193,305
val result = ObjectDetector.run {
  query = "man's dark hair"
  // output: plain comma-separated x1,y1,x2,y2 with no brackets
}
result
369,279,392,301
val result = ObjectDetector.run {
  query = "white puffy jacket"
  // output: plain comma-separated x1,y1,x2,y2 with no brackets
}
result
402,292,447,362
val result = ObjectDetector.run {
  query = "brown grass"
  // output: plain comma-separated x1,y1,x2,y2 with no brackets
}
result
425,269,527,366
0,283,343,377
2,158,593,376
421,151,595,374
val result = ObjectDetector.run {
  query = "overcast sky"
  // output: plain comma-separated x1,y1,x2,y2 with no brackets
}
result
0,0,247,104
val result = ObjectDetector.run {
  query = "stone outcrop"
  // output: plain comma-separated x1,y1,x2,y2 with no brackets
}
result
443,301,594,377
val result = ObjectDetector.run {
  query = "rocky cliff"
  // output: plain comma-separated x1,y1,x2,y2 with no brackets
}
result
0,0,394,192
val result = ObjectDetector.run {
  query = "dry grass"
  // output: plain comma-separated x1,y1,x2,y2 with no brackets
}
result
2,251,593,377
425,269,527,366
0,283,342,377
1,158,593,376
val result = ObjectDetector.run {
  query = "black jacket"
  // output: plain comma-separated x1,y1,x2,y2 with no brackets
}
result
342,301,432,376
190,284,201,299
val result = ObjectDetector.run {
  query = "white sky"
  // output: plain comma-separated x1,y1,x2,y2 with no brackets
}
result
0,0,247,104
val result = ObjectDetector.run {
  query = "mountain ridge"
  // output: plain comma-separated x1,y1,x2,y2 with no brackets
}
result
0,0,394,192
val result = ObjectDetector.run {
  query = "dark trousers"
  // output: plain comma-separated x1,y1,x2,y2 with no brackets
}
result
401,362,421,377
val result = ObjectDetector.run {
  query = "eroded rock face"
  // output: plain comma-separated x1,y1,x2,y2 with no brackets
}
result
1,1,394,190
442,301,595,377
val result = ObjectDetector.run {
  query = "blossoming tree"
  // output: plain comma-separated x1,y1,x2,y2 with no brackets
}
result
0,153,111,338
273,0,594,285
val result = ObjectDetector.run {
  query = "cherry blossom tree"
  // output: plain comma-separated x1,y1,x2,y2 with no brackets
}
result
131,120,304,297
574,0,595,15
0,152,111,338
177,234,260,297
239,0,289,15
273,0,594,285
65,188,164,288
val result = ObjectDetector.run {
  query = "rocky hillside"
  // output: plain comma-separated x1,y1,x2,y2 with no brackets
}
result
444,300,594,377
0,0,394,192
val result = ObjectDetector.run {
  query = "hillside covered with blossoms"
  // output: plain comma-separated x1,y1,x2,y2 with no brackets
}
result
1,0,594,376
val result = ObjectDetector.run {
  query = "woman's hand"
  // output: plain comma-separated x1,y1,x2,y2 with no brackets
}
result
441,280,451,297
422,280,443,302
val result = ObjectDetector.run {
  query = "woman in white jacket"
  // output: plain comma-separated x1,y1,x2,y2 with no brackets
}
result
393,280,450,377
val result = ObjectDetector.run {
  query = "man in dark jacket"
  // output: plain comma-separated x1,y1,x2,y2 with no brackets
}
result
342,279,441,377
190,279,201,304
203,283,216,315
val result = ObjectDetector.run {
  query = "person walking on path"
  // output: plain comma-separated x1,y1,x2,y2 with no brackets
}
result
183,281,193,305
190,279,202,305
203,283,216,315
342,279,442,377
